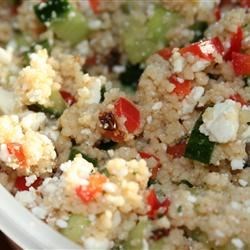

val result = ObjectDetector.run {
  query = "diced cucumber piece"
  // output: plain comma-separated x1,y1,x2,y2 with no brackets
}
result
184,116,215,164
149,239,166,250
28,90,66,118
147,6,179,42
119,63,144,91
123,220,151,250
121,6,179,64
60,214,89,244
34,0,72,23
69,147,98,168
51,11,89,44
190,21,208,43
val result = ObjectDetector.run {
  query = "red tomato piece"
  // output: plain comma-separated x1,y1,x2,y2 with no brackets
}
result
15,176,43,191
7,143,26,167
147,189,171,219
169,75,192,97
232,52,250,76
157,48,172,60
224,27,243,61
229,93,248,106
139,152,161,180
60,90,76,106
114,97,140,133
88,0,100,14
167,141,187,159
181,37,224,61
76,173,107,204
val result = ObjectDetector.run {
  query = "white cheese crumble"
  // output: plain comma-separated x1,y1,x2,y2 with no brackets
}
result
84,237,111,250
31,206,48,220
187,194,197,203
152,102,163,110
182,86,205,115
199,100,240,143
25,175,37,187
231,159,245,170
239,179,248,187
231,238,244,249
56,219,68,229
0,88,17,114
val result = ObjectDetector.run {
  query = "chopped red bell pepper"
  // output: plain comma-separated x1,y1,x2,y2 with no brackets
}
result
147,189,171,219
76,173,107,203
167,141,187,159
240,0,250,7
114,97,140,133
15,176,43,191
7,143,26,167
214,6,221,21
169,75,192,97
88,0,100,14
229,93,248,106
60,90,76,106
224,27,243,61
85,55,97,66
232,52,250,76
180,37,224,61
139,152,161,180
157,48,172,60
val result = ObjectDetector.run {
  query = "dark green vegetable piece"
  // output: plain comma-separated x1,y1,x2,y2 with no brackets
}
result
28,90,66,118
94,140,117,150
100,86,106,103
34,0,71,23
119,63,144,91
190,21,208,43
184,116,215,164
179,179,193,188
69,147,98,168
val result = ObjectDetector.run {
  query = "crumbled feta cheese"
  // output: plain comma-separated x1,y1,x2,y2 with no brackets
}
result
21,112,46,131
25,175,37,187
182,86,205,114
147,116,152,124
31,206,48,219
239,179,248,187
112,65,125,74
152,102,163,110
56,219,68,229
170,51,185,73
187,194,197,203
191,59,210,72
231,159,245,170
0,47,12,64
84,237,111,250
0,88,17,114
231,238,244,249
231,201,241,210
214,230,225,238
15,191,36,206
0,144,11,163
199,100,240,143
88,19,102,30
103,182,117,193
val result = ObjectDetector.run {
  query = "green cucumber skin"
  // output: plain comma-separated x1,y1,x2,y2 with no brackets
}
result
69,147,98,168
34,0,71,23
184,116,215,164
